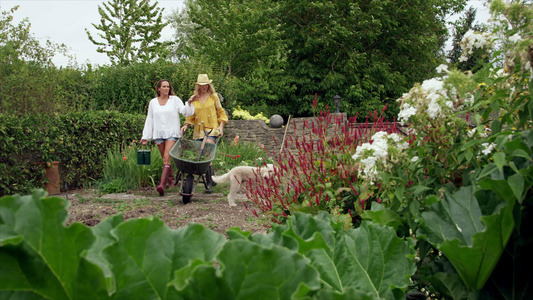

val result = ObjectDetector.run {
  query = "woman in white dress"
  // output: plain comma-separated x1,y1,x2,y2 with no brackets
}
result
141,79,195,196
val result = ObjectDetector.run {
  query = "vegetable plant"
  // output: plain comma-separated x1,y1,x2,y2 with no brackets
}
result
0,190,417,299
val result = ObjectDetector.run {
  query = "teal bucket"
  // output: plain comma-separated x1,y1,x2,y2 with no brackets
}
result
137,148,151,165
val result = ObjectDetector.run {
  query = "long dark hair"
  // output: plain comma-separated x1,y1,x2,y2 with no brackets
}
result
155,79,175,97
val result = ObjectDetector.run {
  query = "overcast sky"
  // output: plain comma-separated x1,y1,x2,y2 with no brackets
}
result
1,0,489,67
1,0,185,66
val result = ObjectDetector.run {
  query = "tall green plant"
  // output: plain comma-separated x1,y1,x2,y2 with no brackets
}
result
98,142,162,193
352,0,533,297
213,139,269,174
85,0,173,66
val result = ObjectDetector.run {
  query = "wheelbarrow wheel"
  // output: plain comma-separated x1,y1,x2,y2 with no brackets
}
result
182,174,194,204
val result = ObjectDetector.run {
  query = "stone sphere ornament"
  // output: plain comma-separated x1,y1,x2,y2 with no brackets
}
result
270,114,284,128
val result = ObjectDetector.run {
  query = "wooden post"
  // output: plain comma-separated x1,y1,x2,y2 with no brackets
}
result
280,115,291,153
44,161,60,195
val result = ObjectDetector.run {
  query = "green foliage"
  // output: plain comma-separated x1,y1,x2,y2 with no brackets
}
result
0,191,416,299
173,0,284,78
171,0,467,119
88,60,214,114
447,6,488,72
0,111,144,196
85,0,173,66
213,139,271,173
416,185,515,291
0,6,79,116
97,142,162,193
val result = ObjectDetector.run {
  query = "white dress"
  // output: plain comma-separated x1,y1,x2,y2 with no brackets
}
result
141,96,195,140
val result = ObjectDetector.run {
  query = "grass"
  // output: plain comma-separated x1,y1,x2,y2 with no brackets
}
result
96,143,162,193
95,139,269,194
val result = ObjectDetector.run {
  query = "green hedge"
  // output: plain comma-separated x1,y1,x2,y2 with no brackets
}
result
1,59,221,116
0,111,145,196
87,60,220,114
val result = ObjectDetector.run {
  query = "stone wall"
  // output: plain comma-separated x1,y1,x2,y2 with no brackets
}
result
223,113,407,155
223,114,349,154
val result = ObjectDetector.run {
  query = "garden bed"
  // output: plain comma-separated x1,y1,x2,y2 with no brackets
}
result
62,187,266,237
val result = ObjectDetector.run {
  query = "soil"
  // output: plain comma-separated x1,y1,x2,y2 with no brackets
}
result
61,185,268,237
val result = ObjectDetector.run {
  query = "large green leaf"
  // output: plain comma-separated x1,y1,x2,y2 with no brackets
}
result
0,190,108,299
361,202,403,231
1,191,420,299
335,223,416,299
168,239,322,299
416,185,515,290
102,220,227,299
84,214,124,294
259,212,416,299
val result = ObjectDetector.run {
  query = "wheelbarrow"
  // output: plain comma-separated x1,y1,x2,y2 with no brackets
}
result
169,127,219,204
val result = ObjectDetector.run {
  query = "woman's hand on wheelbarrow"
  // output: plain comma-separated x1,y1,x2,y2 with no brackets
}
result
216,126,224,137
181,124,189,134
140,139,148,145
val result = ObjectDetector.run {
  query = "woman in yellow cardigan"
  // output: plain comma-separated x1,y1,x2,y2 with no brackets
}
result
181,74,228,193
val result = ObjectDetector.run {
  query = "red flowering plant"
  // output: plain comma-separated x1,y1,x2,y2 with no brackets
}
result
244,100,400,228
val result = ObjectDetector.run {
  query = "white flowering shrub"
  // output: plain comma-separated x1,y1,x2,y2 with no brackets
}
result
351,132,408,184
397,69,478,126
350,1,533,298
458,29,494,62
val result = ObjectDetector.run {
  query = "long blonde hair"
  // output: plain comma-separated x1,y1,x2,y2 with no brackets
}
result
193,83,216,97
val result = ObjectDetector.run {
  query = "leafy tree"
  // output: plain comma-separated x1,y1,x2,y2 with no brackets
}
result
275,0,467,117
0,6,75,116
169,0,291,116
0,6,64,66
170,0,467,119
447,6,487,71
171,0,284,77
86,0,173,66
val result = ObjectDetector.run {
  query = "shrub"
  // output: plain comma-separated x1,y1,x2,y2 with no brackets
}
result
244,107,400,226
230,106,270,124
97,142,162,193
244,1,533,298
0,111,145,196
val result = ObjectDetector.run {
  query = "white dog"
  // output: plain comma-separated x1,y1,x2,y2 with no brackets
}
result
212,164,274,206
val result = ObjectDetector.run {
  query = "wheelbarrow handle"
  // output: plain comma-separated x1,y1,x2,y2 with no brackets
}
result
197,126,215,162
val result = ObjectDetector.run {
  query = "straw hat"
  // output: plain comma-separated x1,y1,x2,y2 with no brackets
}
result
196,74,213,85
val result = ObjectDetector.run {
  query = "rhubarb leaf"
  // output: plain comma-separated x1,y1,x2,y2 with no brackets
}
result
0,191,108,299
416,184,515,290
103,219,226,299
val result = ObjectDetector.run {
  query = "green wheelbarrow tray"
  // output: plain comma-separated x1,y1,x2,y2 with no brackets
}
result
170,139,217,175
169,139,218,204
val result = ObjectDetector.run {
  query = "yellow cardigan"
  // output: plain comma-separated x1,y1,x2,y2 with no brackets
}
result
184,93,228,139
